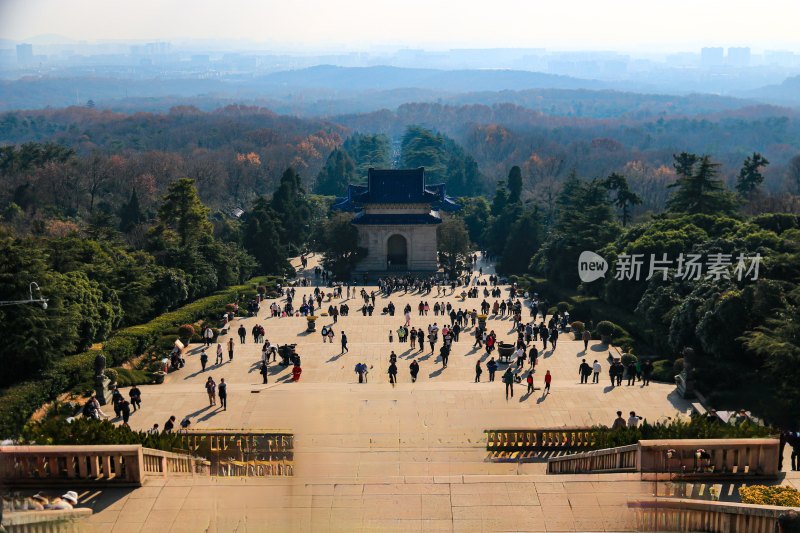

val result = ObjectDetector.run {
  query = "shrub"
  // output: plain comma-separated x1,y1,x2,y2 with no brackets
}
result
0,275,277,439
178,324,195,340
257,285,267,295
673,358,685,375
556,301,571,314
113,367,153,387
596,320,616,337
571,321,585,333
104,368,119,385
651,360,676,382
739,485,800,507
620,353,638,366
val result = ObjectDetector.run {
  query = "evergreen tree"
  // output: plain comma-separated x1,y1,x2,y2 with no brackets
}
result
666,154,737,216
320,213,365,279
507,166,523,203
437,216,472,279
498,207,541,274
156,178,212,247
315,149,355,196
243,197,291,275
735,152,770,198
270,167,312,252
119,189,144,233
603,172,641,226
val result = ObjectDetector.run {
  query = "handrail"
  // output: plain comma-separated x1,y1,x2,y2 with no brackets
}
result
545,439,780,478
631,498,797,533
0,445,208,486
2,508,93,533
547,443,639,474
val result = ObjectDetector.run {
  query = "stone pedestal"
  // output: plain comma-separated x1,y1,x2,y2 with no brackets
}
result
95,375,111,405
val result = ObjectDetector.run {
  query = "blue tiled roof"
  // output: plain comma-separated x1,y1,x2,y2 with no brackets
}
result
351,212,442,225
331,168,462,212
355,168,439,204
331,184,368,211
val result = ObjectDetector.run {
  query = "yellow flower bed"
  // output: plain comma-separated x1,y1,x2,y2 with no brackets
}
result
739,485,800,507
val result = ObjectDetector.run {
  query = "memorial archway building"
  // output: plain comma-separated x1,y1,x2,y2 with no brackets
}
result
332,168,460,274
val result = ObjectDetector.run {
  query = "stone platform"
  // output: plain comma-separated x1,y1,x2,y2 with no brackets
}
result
82,254,689,532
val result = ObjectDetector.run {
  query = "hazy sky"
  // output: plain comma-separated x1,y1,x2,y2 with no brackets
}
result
2,0,799,52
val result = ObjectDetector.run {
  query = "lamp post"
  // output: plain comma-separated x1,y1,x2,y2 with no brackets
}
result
0,282,48,309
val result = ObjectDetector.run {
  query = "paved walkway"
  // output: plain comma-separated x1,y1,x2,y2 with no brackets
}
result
83,254,689,532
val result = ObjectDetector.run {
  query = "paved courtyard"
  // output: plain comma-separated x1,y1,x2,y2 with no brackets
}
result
83,255,690,532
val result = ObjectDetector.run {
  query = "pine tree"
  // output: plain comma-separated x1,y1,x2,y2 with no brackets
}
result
735,152,770,198
119,189,144,232
507,166,523,203
315,149,355,196
666,154,737,215
243,197,290,275
603,173,641,226
157,178,212,247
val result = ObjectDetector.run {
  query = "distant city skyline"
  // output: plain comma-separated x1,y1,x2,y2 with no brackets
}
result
2,0,800,53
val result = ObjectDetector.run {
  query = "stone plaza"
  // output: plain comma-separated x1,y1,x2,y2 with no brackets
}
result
70,254,697,532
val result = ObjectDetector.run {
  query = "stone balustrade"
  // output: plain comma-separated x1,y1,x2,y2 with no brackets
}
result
547,443,638,474
1,508,93,533
0,445,209,486
632,498,794,533
546,438,780,479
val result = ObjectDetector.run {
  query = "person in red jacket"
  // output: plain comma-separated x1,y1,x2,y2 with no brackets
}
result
292,364,302,382
544,370,552,394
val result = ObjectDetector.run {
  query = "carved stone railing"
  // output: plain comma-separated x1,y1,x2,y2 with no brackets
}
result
0,445,208,486
631,498,795,533
546,439,779,479
547,443,638,474
1,509,93,533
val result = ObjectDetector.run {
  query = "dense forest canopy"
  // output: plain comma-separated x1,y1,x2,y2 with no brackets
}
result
1,99,800,428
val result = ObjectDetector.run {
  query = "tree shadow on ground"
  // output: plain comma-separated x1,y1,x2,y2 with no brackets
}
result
591,344,610,352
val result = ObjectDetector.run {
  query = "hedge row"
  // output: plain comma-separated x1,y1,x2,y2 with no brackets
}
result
0,275,280,439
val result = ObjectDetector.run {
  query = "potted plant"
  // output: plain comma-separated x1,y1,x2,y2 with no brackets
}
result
571,321,585,340
306,315,318,332
596,321,615,345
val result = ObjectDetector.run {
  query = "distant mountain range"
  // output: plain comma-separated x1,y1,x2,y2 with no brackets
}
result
0,64,794,117
745,75,800,106
256,64,619,93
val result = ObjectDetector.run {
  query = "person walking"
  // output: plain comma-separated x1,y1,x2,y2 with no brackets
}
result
200,349,208,372
327,327,335,344
474,360,483,382
388,361,398,385
417,329,425,352
228,337,234,361
292,364,302,382
487,357,498,382
582,329,591,352
205,377,216,406
129,385,141,412
341,331,349,354
526,371,534,394
642,359,653,386
410,327,417,349
502,367,514,399
204,326,214,348
218,378,227,411
120,399,131,427
611,411,626,430
592,360,601,384
355,362,365,383
164,416,176,433
259,361,269,384
440,346,449,368
626,361,636,386
215,343,223,365
579,359,591,384
238,325,246,344
544,370,552,394
410,360,419,383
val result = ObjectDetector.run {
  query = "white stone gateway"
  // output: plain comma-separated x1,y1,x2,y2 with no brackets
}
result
332,168,461,274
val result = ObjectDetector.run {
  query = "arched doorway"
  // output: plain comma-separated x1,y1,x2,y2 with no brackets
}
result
387,234,408,269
